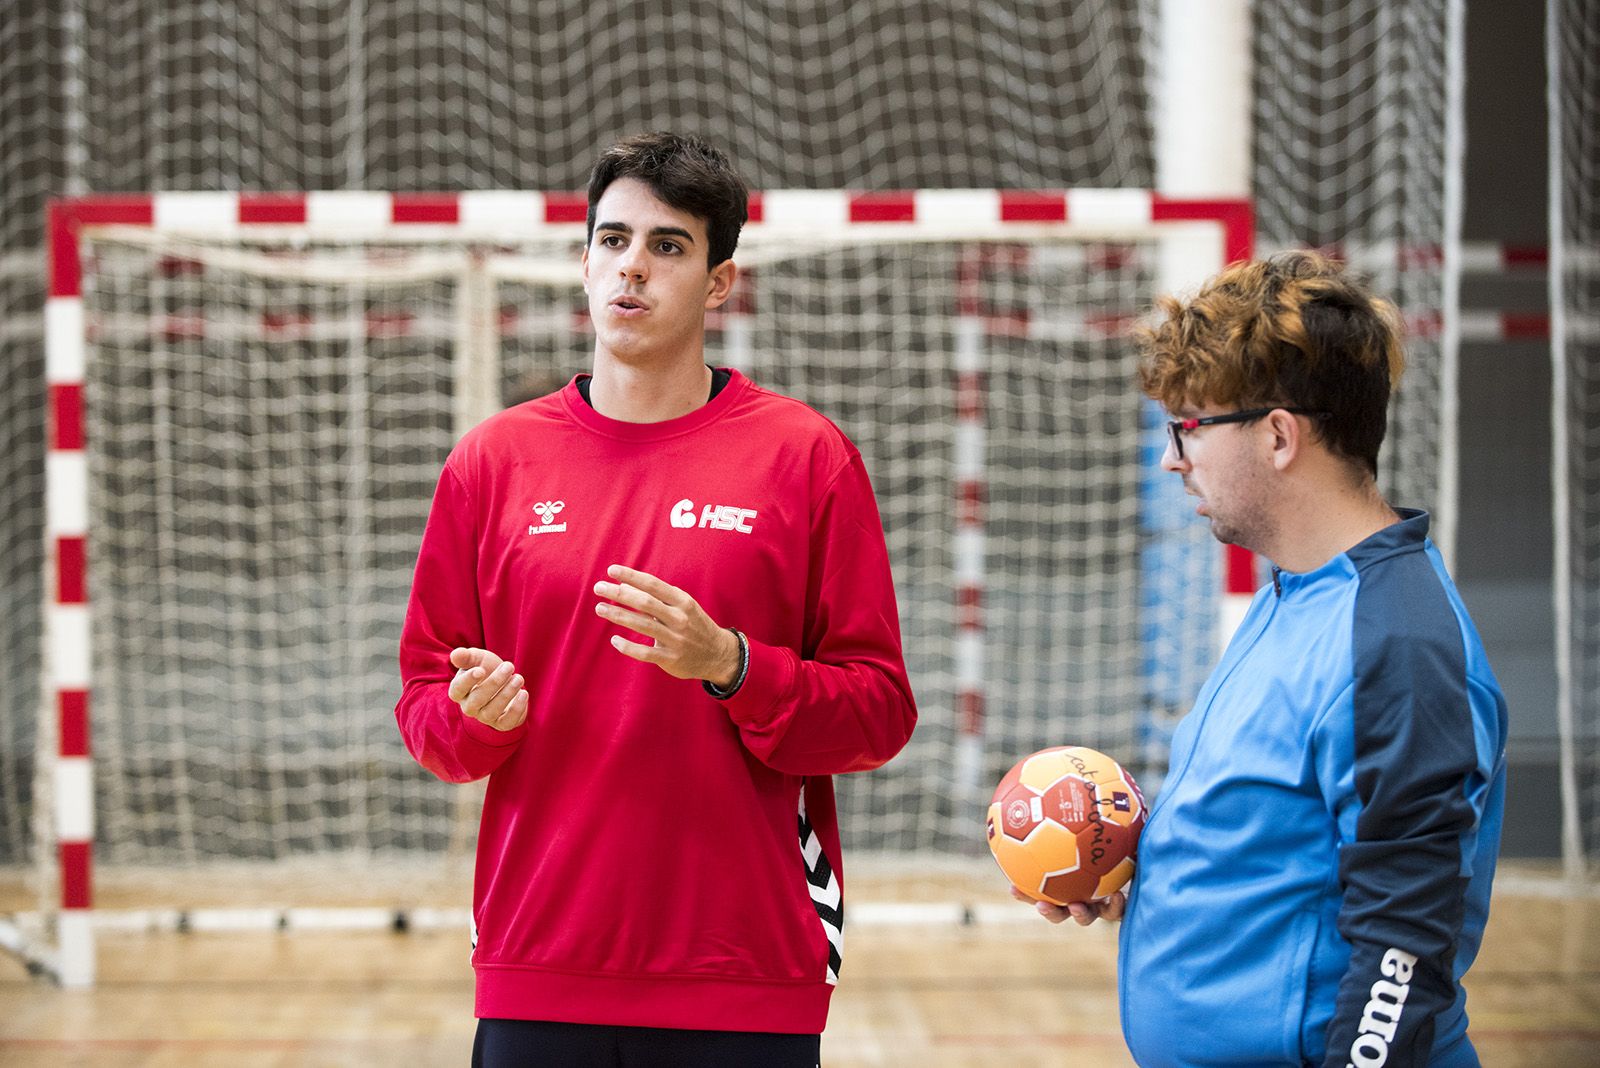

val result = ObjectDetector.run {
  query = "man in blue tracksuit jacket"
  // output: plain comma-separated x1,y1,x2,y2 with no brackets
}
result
1020,251,1507,1067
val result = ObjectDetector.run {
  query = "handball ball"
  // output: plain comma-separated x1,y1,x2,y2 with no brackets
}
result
986,746,1147,905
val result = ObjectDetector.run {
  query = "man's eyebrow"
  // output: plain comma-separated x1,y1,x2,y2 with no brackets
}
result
649,226,695,244
594,221,696,244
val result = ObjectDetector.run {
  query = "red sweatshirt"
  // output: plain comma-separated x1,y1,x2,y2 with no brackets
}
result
395,369,917,1033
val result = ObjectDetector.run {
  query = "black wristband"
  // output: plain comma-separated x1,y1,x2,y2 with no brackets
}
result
702,628,749,699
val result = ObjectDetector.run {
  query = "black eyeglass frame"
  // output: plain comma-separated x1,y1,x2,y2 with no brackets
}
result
1165,407,1330,460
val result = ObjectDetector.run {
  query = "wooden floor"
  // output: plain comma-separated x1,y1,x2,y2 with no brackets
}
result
3,863,1597,1067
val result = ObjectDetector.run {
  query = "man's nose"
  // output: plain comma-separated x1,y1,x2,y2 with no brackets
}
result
617,245,647,280
1159,436,1187,473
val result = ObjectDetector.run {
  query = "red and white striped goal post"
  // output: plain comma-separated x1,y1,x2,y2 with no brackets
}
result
36,190,1251,986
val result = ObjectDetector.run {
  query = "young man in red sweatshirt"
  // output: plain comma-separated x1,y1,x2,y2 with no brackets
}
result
395,132,918,1067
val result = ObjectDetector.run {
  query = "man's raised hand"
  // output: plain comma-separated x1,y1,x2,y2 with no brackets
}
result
448,647,528,731
593,565,741,688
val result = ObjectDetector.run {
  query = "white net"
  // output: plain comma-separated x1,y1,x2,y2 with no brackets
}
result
0,0,1479,918
83,237,466,867
66,226,1218,888
1251,0,1460,540
1552,0,1600,869
66,2,1153,193
0,0,1157,879
0,5,54,883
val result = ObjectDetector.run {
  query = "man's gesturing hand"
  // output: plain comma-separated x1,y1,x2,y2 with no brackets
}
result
448,646,528,731
594,565,741,688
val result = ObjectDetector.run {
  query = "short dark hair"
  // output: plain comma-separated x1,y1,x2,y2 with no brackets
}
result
585,132,749,268
1135,250,1406,478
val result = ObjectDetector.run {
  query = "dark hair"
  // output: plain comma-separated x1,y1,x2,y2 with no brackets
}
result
585,132,749,268
1135,250,1406,477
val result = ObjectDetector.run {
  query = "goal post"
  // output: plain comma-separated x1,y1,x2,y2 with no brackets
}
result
18,189,1250,987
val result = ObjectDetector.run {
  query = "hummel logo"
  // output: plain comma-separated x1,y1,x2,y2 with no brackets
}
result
670,498,757,534
528,500,567,535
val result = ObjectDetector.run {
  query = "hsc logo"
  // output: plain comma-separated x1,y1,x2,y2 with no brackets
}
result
670,498,757,534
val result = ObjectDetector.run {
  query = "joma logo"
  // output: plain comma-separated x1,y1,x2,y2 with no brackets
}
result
1346,947,1417,1067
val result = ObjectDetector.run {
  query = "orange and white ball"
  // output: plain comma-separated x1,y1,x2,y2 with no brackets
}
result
986,746,1147,905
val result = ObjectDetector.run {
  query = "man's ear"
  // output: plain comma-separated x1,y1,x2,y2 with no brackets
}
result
704,259,738,310
1266,408,1303,472
580,245,590,294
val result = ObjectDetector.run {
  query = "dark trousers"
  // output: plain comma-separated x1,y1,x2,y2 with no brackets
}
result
472,1018,822,1067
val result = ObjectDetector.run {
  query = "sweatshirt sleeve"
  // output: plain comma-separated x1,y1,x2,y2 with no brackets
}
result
1318,568,1486,1068
394,460,527,783
716,449,917,776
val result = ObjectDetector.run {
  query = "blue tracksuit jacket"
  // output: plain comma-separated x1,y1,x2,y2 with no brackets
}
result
1118,509,1507,1067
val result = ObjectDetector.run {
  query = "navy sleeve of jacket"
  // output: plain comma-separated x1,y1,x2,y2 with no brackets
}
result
1322,551,1481,1068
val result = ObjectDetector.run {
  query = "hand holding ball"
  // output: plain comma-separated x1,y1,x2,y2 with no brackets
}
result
986,746,1146,906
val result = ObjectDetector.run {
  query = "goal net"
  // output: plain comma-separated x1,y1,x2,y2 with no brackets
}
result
0,0,1484,991
1251,0,1463,553
1551,0,1600,879
16,191,1238,984
0,3,1165,932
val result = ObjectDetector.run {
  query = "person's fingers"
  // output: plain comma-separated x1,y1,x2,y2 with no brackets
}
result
495,688,529,730
594,578,675,623
449,647,507,703
608,634,661,663
593,600,661,637
481,677,526,729
1035,900,1071,925
1008,883,1123,927
447,666,484,703
605,565,681,603
461,661,515,715
451,646,503,672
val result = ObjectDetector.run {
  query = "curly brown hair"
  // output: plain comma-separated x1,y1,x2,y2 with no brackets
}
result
1135,250,1406,476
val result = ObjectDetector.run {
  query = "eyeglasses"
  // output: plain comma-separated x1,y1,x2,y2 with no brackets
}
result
1165,407,1329,460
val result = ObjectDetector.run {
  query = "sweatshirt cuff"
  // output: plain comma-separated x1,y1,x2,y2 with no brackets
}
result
717,633,797,727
